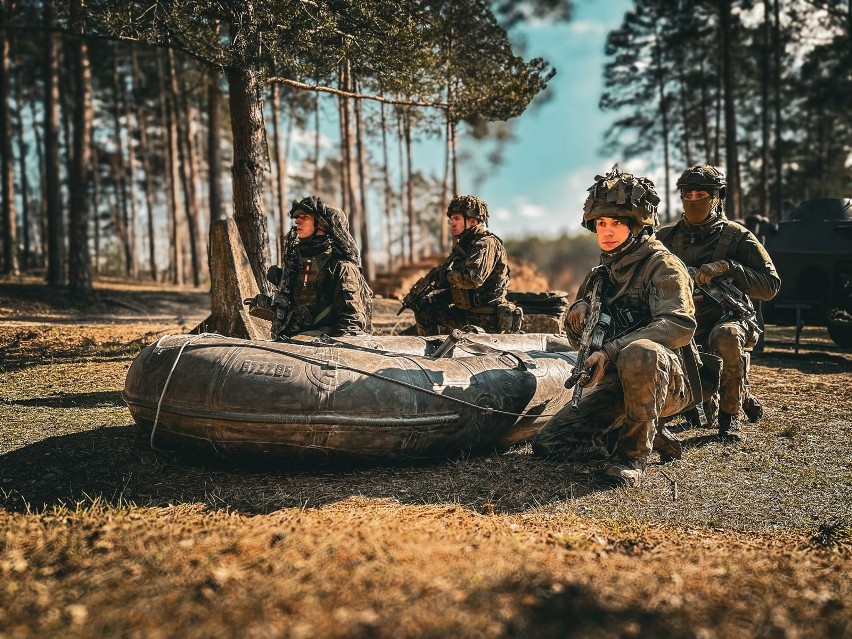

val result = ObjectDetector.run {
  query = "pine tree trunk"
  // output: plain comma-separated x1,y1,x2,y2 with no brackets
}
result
720,0,742,220
771,0,783,221
43,2,64,285
313,92,321,193
207,69,224,224
13,47,31,271
170,50,201,287
354,90,373,282
67,0,92,293
403,109,416,263
380,102,394,271
159,51,183,285
225,63,272,294
131,48,158,279
120,51,139,278
759,0,771,219
110,46,132,277
91,141,100,273
653,24,671,223
270,84,285,256
0,1,18,275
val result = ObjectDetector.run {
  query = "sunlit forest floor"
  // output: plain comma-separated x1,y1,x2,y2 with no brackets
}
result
1,277,850,638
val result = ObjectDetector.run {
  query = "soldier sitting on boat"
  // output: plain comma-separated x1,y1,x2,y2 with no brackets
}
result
263,196,372,339
400,195,521,336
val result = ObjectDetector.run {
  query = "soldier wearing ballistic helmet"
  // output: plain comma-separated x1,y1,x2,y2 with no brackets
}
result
658,165,780,440
532,168,704,487
266,196,372,338
410,195,516,335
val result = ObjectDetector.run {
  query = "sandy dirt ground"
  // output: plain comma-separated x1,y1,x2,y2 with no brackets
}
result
1,278,850,638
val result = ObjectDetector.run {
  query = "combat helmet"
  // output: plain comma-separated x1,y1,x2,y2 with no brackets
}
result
582,166,660,232
289,196,361,265
676,164,726,200
447,195,488,224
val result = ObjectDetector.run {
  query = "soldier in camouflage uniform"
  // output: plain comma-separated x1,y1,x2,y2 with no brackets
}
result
268,196,372,338
411,195,515,336
532,168,703,487
658,165,780,440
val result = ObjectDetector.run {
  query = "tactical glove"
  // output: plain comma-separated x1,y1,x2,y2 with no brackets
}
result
566,301,589,335
581,350,609,388
695,260,730,285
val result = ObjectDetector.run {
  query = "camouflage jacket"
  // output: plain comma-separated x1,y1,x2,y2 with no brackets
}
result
284,240,370,336
438,225,510,310
658,216,780,332
567,236,697,366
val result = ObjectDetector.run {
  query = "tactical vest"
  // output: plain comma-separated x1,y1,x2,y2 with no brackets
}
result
657,222,747,263
449,232,510,310
603,251,662,339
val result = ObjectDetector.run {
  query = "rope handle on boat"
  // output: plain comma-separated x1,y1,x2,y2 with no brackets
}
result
150,333,228,450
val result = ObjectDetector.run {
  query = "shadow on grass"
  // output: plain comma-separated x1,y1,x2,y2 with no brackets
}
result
505,579,693,639
2,390,125,409
0,424,610,516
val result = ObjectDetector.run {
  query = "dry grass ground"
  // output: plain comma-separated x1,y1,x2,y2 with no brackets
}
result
1,277,850,639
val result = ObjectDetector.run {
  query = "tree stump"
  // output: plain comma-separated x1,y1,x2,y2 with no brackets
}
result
192,218,270,340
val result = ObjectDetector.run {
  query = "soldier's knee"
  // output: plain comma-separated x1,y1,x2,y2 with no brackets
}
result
617,340,659,374
708,325,742,359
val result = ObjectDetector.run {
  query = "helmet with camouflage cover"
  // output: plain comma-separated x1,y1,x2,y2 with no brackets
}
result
447,195,488,224
582,166,660,232
289,196,361,265
676,164,726,200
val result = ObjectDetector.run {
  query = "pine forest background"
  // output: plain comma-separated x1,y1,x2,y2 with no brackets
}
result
0,0,850,298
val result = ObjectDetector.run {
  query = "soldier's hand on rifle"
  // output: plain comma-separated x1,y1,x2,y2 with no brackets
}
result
581,350,609,388
566,301,589,334
695,260,730,285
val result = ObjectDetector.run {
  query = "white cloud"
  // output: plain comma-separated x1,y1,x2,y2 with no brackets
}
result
567,20,607,36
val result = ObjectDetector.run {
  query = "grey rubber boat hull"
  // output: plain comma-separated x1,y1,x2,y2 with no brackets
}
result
123,333,578,462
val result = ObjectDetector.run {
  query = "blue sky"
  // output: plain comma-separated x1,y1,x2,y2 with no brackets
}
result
455,0,637,239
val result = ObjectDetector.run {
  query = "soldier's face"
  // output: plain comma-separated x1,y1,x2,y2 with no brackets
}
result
294,213,317,239
448,213,475,237
595,217,631,251
682,190,714,223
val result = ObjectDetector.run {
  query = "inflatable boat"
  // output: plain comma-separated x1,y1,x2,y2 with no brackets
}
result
122,332,579,462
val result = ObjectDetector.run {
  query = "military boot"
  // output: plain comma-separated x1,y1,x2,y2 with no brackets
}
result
653,427,682,462
742,391,764,423
603,457,647,488
718,411,743,441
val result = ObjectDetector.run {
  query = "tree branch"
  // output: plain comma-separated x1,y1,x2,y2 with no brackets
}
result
266,75,448,109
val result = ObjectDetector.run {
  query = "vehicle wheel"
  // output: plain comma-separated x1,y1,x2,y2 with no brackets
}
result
827,322,852,348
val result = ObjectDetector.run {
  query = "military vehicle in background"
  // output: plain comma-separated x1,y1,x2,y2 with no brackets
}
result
762,198,852,347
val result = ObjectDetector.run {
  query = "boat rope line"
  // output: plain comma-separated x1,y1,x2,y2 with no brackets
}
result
150,332,228,450
151,334,570,427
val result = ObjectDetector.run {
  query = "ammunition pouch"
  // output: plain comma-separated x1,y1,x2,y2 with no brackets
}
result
497,302,523,333
450,287,471,310
244,294,275,322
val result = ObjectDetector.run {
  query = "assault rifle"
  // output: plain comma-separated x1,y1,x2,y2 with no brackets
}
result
244,226,300,338
564,266,612,409
270,225,301,339
397,266,441,315
687,266,761,336
397,243,465,315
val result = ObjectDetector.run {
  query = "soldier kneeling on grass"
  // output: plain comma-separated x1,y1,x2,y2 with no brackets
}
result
532,167,712,488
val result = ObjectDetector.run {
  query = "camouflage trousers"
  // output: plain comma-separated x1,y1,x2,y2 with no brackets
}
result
413,292,501,336
532,339,693,464
698,319,757,416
